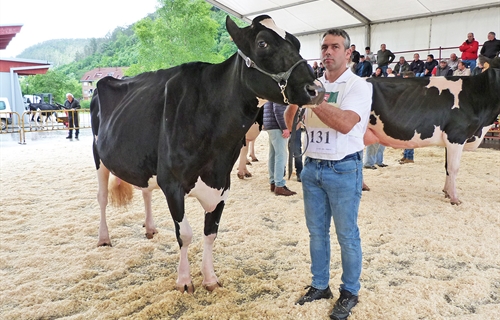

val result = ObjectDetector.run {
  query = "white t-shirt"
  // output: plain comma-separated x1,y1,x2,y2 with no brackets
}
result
304,68,372,161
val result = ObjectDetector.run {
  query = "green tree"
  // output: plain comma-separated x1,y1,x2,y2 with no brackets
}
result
128,0,225,75
20,70,81,104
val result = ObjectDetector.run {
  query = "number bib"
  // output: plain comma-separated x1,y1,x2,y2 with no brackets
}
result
306,103,338,155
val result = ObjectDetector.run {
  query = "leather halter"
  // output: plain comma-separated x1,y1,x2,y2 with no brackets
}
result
237,49,307,104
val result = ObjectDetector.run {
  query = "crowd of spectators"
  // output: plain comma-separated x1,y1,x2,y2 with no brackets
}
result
309,31,500,80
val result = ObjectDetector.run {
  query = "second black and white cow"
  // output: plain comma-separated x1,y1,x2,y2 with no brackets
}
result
90,15,323,293
365,57,500,204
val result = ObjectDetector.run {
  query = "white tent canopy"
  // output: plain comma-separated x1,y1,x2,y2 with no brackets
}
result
206,0,500,61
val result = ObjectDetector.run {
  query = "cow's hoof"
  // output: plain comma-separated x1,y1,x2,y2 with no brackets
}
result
251,158,259,162
176,282,195,294
237,173,245,179
244,172,252,178
450,200,462,205
246,160,252,165
145,232,155,239
97,241,112,247
203,281,222,292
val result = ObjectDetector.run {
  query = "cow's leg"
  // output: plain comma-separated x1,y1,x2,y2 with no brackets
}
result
176,216,194,293
236,143,252,179
160,181,195,293
248,140,258,161
443,144,464,205
141,187,158,239
96,163,112,246
201,201,224,291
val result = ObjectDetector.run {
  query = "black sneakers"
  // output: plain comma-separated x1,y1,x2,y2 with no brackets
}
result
329,289,358,320
296,285,333,305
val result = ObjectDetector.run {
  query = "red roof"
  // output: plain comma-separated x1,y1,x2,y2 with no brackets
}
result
81,67,128,81
0,25,23,50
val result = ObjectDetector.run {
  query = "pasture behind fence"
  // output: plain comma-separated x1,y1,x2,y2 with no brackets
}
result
0,109,91,144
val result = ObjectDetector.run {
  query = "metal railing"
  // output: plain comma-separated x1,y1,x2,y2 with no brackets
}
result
0,109,91,144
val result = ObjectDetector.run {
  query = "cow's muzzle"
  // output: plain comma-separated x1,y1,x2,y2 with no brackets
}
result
306,80,325,105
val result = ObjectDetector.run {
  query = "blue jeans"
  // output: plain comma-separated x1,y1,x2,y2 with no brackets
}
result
379,65,388,77
403,149,414,160
461,59,476,71
302,152,363,295
267,129,288,187
364,143,385,166
291,129,303,177
415,72,425,77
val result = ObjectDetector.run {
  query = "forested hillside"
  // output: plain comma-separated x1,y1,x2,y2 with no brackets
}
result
17,39,91,67
19,0,244,104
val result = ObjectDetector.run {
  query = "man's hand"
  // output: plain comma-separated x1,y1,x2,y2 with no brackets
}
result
282,129,291,138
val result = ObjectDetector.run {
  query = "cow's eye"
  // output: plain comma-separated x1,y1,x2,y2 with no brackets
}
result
258,41,268,48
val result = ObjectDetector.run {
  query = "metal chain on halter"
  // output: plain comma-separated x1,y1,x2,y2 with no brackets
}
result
237,49,307,104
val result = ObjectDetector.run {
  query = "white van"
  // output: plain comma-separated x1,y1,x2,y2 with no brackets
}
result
0,97,13,130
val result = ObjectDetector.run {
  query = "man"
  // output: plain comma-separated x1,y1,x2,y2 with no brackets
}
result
64,93,80,140
350,44,360,65
355,55,372,78
459,32,479,70
376,43,395,76
480,31,500,59
263,101,296,196
393,56,410,77
409,53,425,77
448,53,459,71
423,54,438,77
364,46,375,65
286,28,372,320
433,59,453,77
453,61,471,76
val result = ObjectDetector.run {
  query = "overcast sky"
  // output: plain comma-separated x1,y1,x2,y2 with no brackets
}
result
0,0,160,58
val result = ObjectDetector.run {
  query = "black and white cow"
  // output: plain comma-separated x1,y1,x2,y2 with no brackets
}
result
90,15,323,293
28,102,64,129
364,57,500,204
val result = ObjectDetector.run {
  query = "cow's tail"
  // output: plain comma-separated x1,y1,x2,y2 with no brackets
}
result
108,174,134,207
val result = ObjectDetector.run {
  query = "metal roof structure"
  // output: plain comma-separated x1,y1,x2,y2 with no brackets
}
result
205,0,500,37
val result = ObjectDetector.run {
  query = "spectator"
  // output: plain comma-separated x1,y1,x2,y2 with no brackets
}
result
459,32,479,70
372,67,384,77
393,56,410,77
263,101,296,196
312,61,320,78
263,101,297,196
423,54,438,77
409,53,425,77
386,67,395,77
480,31,500,59
63,93,80,140
448,53,459,71
433,60,453,77
453,61,471,76
355,55,372,78
364,143,387,169
402,71,415,78
318,62,325,77
399,149,414,164
364,46,376,65
471,55,488,76
376,43,395,76
350,44,360,64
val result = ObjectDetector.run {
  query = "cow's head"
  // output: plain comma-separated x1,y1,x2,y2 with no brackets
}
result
226,15,323,106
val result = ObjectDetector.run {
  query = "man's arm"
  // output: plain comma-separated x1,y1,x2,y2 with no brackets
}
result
311,102,360,134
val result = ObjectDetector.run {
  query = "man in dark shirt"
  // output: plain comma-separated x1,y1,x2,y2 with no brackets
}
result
409,53,425,77
376,43,395,76
480,32,500,59
423,54,438,77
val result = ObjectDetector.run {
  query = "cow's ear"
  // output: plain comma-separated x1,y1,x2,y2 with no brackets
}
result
286,32,301,51
226,16,248,53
